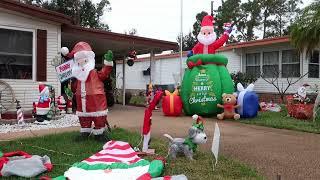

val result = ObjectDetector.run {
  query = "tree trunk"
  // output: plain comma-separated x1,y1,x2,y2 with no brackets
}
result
263,14,267,38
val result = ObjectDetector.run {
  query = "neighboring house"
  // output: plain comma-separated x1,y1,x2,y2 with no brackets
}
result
0,0,177,112
116,36,320,99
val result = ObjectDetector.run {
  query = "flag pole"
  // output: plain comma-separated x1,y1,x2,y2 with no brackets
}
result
179,0,183,84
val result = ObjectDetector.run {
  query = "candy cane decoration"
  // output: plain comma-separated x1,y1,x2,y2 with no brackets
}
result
142,91,163,152
16,100,25,127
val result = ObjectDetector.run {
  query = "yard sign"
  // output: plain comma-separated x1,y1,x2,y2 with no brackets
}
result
55,60,74,82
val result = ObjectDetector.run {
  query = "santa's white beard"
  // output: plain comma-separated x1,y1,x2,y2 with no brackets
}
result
197,33,217,46
72,59,95,82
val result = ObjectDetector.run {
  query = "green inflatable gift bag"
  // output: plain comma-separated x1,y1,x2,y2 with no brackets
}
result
181,54,234,116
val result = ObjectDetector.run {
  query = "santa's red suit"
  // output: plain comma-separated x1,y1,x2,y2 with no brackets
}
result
191,15,231,55
63,42,113,136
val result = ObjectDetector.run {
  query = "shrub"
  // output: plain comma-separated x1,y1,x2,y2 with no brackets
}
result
230,72,258,91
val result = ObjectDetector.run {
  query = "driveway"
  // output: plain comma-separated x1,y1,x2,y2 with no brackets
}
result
1,105,320,180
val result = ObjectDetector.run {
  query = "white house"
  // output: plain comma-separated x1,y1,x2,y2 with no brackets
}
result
116,36,320,98
0,0,177,113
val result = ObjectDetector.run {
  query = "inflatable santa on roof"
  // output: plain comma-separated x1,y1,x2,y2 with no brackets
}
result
188,15,232,56
61,42,113,142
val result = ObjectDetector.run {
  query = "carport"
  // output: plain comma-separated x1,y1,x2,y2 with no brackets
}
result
61,24,178,105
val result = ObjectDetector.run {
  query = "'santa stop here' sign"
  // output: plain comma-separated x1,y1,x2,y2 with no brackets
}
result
55,60,74,82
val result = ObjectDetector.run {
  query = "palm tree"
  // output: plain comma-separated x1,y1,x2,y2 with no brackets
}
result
290,0,320,51
291,1,320,122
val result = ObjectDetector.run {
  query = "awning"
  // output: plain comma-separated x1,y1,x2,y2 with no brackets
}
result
61,24,178,58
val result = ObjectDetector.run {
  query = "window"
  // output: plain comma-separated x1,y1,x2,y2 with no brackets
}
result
0,28,33,79
245,53,260,77
282,50,300,77
309,50,319,78
263,51,279,78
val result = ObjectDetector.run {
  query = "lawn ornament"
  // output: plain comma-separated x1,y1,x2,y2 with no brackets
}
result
142,91,163,153
162,89,183,116
16,100,25,127
163,115,207,160
62,42,113,142
57,96,66,114
146,83,154,107
0,151,52,178
55,141,171,179
260,102,281,112
34,83,52,125
64,82,73,114
188,15,232,56
181,15,234,116
217,93,240,120
237,83,259,118
293,84,311,104
286,95,313,120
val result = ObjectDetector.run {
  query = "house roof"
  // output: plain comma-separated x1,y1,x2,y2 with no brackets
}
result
62,25,178,56
217,36,290,52
0,0,72,24
116,36,291,64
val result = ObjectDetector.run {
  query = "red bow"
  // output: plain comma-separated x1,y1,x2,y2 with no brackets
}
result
187,59,202,69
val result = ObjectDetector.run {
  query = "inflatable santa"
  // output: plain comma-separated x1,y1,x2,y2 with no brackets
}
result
61,42,113,142
188,15,232,56
34,84,52,124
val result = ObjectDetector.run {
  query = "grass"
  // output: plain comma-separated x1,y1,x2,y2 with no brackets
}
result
240,107,320,134
117,95,146,106
0,128,263,180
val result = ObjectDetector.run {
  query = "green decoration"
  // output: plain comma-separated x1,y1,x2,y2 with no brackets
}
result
0,151,3,158
104,50,113,62
64,85,73,99
181,54,234,116
148,160,164,177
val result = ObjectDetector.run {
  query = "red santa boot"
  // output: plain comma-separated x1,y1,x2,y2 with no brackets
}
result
35,84,51,125
57,96,66,114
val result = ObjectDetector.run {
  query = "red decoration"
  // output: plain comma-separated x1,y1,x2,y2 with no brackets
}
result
286,95,313,120
162,89,183,116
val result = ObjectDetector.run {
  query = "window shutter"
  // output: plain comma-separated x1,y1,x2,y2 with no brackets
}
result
36,29,47,81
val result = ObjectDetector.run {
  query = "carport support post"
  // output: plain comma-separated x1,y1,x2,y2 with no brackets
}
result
122,56,126,106
149,50,154,84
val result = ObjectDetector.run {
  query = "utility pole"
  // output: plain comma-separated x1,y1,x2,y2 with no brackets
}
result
179,0,183,84
211,1,214,16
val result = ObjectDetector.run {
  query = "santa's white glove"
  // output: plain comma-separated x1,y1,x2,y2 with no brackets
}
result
223,22,233,35
104,50,114,67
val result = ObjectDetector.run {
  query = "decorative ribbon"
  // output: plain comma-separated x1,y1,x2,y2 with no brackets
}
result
187,59,226,69
165,90,179,114
40,95,49,103
187,59,202,69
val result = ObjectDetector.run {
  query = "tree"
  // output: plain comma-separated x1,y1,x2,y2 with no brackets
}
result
291,0,320,51
177,32,197,51
41,0,111,30
260,66,308,102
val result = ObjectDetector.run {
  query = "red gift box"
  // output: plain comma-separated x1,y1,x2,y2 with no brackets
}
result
162,90,183,116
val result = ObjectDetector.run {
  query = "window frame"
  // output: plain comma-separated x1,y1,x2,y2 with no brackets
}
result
281,49,301,78
262,51,280,78
308,49,320,79
245,53,261,77
0,25,36,81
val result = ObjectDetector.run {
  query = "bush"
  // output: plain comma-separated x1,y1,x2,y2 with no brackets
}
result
230,72,258,91
125,92,132,105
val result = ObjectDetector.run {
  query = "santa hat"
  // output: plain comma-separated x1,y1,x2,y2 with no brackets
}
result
201,15,214,31
192,114,204,124
39,84,48,94
61,42,95,61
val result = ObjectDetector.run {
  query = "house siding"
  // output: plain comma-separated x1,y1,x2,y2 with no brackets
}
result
0,9,61,110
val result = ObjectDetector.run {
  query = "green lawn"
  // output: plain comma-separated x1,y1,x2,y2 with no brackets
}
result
117,95,146,106
0,128,263,180
240,108,320,134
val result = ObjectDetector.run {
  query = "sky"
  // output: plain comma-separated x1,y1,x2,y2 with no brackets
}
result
93,0,313,43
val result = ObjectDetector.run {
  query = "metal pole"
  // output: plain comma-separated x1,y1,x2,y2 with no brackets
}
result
150,51,153,84
211,1,214,16
122,56,126,106
179,0,183,84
